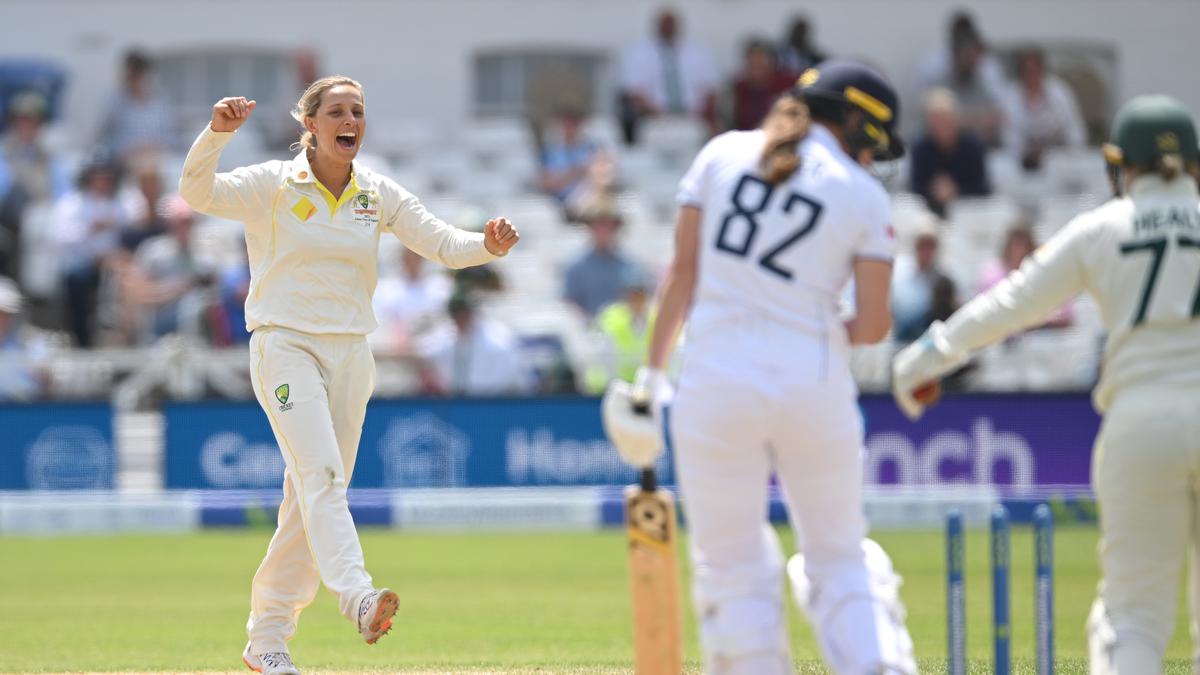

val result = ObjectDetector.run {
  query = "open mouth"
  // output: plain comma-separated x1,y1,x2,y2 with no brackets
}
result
336,131,357,150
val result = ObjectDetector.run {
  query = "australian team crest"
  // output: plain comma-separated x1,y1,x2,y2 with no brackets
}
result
274,384,293,411
352,192,381,228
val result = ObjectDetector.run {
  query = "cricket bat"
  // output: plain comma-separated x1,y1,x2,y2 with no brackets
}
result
625,465,683,675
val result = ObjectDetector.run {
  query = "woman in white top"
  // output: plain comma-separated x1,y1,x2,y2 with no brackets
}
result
618,61,916,674
180,76,518,675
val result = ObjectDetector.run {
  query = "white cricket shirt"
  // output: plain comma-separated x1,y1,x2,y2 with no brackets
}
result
676,125,896,350
938,174,1200,411
180,126,496,335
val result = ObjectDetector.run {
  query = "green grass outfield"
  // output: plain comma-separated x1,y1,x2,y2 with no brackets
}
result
0,526,1192,673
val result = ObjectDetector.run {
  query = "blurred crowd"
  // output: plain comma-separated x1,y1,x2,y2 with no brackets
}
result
0,8,1107,401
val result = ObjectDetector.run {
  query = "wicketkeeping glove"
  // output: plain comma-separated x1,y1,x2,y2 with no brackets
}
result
891,321,965,421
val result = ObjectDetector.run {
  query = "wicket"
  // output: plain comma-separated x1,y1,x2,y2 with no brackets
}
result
945,504,1055,675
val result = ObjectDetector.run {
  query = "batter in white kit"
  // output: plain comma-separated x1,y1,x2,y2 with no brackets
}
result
626,60,918,674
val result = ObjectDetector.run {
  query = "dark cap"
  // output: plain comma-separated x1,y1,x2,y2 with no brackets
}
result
1105,94,1199,167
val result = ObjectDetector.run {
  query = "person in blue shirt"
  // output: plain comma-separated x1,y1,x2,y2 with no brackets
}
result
538,106,614,218
562,203,643,318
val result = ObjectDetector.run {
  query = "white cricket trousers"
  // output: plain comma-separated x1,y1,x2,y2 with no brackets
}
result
245,327,377,654
1088,384,1200,674
670,329,911,673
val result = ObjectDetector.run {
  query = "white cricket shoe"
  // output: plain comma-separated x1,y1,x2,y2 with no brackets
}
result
357,588,399,644
242,642,301,675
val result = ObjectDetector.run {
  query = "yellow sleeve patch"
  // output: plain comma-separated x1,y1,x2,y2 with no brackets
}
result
290,197,318,222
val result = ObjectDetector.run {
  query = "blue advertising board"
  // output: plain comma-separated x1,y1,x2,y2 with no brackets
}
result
164,398,674,490
164,394,1101,493
0,403,114,490
861,393,1099,494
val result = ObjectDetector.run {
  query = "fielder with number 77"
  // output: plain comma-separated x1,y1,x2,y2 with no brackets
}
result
893,95,1200,674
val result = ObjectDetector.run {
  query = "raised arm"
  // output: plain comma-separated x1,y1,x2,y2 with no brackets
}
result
179,97,275,220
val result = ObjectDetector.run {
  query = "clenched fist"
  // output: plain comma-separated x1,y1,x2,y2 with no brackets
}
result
210,96,256,133
484,217,520,256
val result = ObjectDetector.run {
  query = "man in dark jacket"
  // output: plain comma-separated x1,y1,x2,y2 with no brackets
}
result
909,88,991,217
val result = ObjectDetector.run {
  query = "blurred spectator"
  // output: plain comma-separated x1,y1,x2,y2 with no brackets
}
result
538,105,616,219
918,14,1004,146
585,268,656,394
563,203,643,318
1001,47,1086,171
371,247,453,355
98,50,176,164
777,15,828,75
0,91,71,280
979,225,1074,328
119,160,167,251
891,225,959,343
51,157,129,347
0,276,47,401
217,252,252,346
729,38,795,131
417,291,533,396
618,7,719,143
453,262,504,295
909,88,991,217
917,12,1006,109
125,195,214,344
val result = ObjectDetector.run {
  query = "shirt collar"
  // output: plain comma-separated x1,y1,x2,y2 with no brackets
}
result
1128,174,1200,200
288,149,363,187
288,150,315,183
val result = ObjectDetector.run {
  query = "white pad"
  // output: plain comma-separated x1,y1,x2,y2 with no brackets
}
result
697,525,791,675
700,596,791,675
787,539,917,675
704,651,792,675
601,380,663,468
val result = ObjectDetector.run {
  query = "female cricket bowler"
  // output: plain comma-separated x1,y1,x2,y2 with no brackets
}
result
180,76,519,675
894,95,1200,674
628,61,917,674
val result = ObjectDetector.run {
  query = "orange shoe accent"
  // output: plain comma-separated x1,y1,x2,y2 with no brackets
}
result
243,655,262,673
365,590,399,645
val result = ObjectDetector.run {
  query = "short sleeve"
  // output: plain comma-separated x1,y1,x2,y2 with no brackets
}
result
853,186,897,262
676,135,723,208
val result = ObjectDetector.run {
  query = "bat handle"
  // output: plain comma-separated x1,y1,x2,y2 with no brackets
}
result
640,467,657,492
632,401,651,415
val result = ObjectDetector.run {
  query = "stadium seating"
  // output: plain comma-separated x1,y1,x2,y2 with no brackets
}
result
10,94,1114,403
